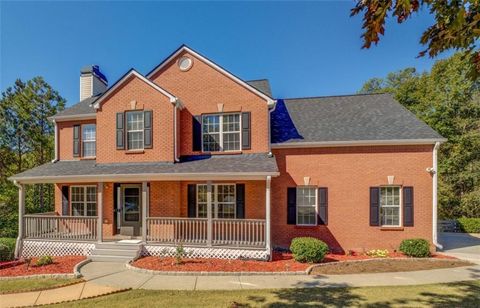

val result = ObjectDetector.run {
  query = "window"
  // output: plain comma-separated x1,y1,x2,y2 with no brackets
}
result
82,124,96,157
71,186,97,216
197,184,236,218
202,113,240,152
380,186,401,226
297,187,317,225
126,111,144,150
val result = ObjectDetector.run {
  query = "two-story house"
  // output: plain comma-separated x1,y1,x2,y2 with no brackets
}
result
10,45,446,261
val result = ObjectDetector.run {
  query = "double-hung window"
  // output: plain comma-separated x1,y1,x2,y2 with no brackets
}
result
202,113,240,152
82,124,96,157
197,184,236,218
126,111,144,150
296,187,317,226
71,186,97,216
380,186,401,226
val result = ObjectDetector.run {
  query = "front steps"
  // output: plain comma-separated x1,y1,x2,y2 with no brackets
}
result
89,242,142,263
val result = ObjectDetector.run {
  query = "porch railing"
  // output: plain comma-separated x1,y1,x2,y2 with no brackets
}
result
146,217,266,247
23,214,98,241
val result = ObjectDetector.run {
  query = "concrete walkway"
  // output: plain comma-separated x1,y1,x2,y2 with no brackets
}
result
0,281,125,308
79,261,480,291
439,232,480,264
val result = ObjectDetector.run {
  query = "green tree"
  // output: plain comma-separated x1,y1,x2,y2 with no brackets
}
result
359,53,480,218
351,0,480,78
0,77,65,237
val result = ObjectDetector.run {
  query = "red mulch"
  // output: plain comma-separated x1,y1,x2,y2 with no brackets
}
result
0,256,85,277
132,251,458,273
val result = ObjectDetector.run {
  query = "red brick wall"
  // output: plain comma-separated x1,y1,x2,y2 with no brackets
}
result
151,50,270,156
57,119,96,161
271,145,434,253
95,75,175,163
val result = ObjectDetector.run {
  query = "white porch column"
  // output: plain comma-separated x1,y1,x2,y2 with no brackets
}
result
14,181,25,258
142,182,148,242
265,176,272,257
97,183,103,242
207,181,213,246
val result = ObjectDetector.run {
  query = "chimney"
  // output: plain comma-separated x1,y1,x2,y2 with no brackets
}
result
80,65,108,101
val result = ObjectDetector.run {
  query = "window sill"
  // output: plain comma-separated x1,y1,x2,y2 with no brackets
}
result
294,225,318,229
80,157,96,160
202,151,243,155
380,227,404,231
125,150,145,154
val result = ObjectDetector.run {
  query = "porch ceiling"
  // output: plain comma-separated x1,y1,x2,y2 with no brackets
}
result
9,153,279,184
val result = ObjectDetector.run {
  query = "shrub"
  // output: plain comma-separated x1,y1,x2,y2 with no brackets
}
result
399,238,430,257
36,255,54,266
0,238,16,261
366,249,389,258
457,217,480,233
290,237,329,263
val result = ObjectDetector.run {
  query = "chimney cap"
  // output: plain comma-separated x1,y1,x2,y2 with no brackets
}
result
80,65,108,84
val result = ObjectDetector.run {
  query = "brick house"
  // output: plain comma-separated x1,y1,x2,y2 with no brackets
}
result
10,45,445,261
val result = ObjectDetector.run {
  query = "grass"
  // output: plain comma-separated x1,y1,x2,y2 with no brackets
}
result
46,280,480,307
0,278,82,294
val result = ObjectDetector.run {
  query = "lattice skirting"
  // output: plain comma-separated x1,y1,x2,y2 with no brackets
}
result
21,240,95,257
142,245,269,260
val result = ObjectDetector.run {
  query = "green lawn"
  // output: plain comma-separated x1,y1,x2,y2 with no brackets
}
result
46,280,480,307
0,278,82,294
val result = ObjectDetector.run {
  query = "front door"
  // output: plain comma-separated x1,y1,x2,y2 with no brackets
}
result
121,184,142,236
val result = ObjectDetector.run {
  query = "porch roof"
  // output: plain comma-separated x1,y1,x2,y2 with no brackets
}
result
9,153,279,184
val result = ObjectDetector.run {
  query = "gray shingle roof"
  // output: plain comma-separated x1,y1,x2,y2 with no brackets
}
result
246,79,272,97
270,93,445,144
9,154,278,182
52,96,98,118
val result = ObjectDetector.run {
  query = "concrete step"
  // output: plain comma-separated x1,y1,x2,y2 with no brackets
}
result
88,255,134,263
95,242,141,250
92,248,139,257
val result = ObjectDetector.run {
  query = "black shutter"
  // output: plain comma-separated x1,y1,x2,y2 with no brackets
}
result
192,115,202,151
144,110,153,148
403,186,414,227
61,186,69,216
241,112,251,150
318,187,328,225
113,183,120,231
236,184,245,219
187,184,197,217
116,112,125,149
73,125,80,157
287,187,297,225
370,187,380,226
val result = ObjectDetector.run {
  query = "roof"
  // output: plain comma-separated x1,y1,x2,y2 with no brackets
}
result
246,79,272,97
51,96,98,120
271,93,445,146
9,154,279,183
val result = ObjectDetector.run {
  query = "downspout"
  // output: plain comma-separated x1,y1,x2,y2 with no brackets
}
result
13,180,24,259
432,142,442,249
51,120,58,163
267,100,277,157
173,103,180,162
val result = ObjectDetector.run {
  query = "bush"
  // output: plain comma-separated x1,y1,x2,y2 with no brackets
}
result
457,217,480,233
366,249,389,258
36,255,54,266
399,238,430,257
290,237,329,263
0,238,16,261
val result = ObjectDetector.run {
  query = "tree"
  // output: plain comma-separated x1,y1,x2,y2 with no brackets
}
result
0,77,65,237
351,0,480,78
359,53,480,218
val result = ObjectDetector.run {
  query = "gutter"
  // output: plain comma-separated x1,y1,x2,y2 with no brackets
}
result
432,142,443,250
270,138,447,149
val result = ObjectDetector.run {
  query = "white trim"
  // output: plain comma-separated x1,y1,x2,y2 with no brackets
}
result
201,113,242,152
271,139,448,149
379,186,402,227
146,46,275,107
126,110,145,151
92,70,177,109
432,142,442,249
81,124,96,158
69,185,98,217
50,114,96,121
296,186,317,226
196,183,236,219
52,120,58,162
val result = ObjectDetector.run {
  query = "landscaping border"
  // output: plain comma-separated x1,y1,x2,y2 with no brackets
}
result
0,258,91,280
73,258,91,278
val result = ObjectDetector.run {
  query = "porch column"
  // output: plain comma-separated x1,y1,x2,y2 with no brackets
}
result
265,176,272,256
97,183,103,242
14,181,25,258
142,182,148,242
207,181,213,246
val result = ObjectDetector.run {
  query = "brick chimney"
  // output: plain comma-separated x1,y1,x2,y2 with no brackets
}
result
80,65,108,101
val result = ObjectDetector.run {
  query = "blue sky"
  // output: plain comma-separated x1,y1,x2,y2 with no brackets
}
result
1,1,448,106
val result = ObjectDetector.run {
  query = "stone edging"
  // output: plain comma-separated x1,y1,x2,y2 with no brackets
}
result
0,273,76,281
125,262,308,276
73,259,92,278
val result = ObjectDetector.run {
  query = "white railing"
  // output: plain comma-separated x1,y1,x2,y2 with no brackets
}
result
146,217,266,247
23,215,98,241
147,217,208,245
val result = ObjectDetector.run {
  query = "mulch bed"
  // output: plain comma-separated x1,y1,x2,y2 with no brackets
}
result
132,251,457,273
0,256,85,277
310,258,473,275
